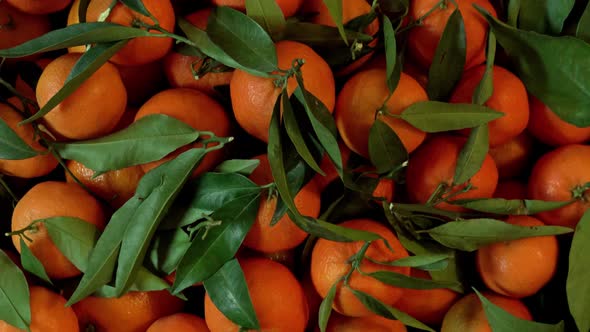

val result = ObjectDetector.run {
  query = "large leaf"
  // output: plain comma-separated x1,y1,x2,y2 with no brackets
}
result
453,125,489,185
55,114,200,174
567,210,590,332
517,0,574,35
452,198,572,215
44,217,100,272
476,6,590,127
0,118,38,160
245,0,286,41
368,120,408,174
0,250,30,331
19,238,52,285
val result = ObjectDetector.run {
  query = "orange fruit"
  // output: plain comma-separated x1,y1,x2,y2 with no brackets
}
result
326,313,407,332
73,290,184,332
164,8,234,96
116,60,165,106
450,65,529,147
204,257,309,332
79,0,175,65
493,181,528,200
394,269,460,325
0,2,50,62
311,219,410,317
407,0,497,70
147,313,209,332
476,215,559,298
405,135,499,211
230,40,335,142
242,154,319,253
528,144,590,228
65,160,145,209
335,69,428,158
0,98,58,178
11,181,106,279
5,0,71,14
212,0,303,17
36,53,127,140
0,286,78,332
488,132,534,180
441,292,532,332
528,95,590,146
134,88,231,177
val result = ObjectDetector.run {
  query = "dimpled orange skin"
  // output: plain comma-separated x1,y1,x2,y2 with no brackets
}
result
0,2,51,62
146,313,210,332
335,69,428,158
243,154,319,253
408,0,497,70
134,88,231,177
405,135,499,211
326,314,407,332
450,65,530,147
204,258,309,332
488,132,534,180
311,219,410,317
0,98,58,178
476,216,559,298
441,292,532,332
0,287,79,332
73,290,185,332
212,0,303,17
528,95,590,146
36,53,127,140
230,40,335,143
528,144,590,228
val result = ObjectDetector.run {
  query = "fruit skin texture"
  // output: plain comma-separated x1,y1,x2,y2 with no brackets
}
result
476,216,559,298
311,219,410,317
335,69,428,158
146,313,210,332
0,98,58,178
528,95,590,146
405,135,499,211
393,269,460,325
204,257,309,332
36,53,127,140
326,313,407,332
0,2,51,61
11,181,106,279
73,290,184,332
441,292,532,332
488,132,534,180
5,0,71,14
0,286,79,332
230,40,335,142
528,144,590,228
450,65,530,147
408,0,497,70
243,154,320,253
134,88,231,177
212,0,303,17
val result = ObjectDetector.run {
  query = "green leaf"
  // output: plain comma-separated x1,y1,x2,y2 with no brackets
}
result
366,270,462,292
119,0,154,20
203,259,260,330
55,114,200,174
115,148,206,295
318,282,337,332
44,217,101,272
95,267,170,298
321,0,348,44
18,238,52,285
517,0,574,35
425,218,574,251
147,229,191,275
0,22,150,58
452,198,573,215
77,0,90,23
368,120,408,174
472,31,496,105
214,159,260,176
0,250,31,331
207,6,278,73
476,6,590,127
22,41,128,124
271,158,307,224
400,101,503,132
427,9,466,101
567,210,590,332
0,118,38,160
507,0,521,26
283,22,371,47
475,289,566,332
384,253,451,271
171,192,261,293
245,0,286,41
576,1,590,42
453,124,489,185
382,16,397,92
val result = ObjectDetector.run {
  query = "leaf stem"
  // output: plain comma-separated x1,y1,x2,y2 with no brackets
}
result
0,175,19,206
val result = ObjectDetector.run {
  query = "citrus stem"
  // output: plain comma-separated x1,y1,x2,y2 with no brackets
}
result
6,220,40,240
572,182,590,202
397,0,446,34
188,217,222,240
426,182,448,205
0,175,19,205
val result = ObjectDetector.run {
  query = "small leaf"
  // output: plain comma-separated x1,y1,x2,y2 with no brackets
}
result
386,253,451,271
318,282,337,332
321,0,348,45
271,159,307,224
245,0,286,41
44,217,100,272
567,210,590,332
203,259,260,330
452,198,573,215
453,124,489,185
0,118,38,160
400,101,503,132
95,267,170,297
55,114,200,174
283,22,371,47
427,9,466,101
507,0,521,26
425,218,574,251
207,6,278,73
119,0,153,19
517,0,574,35
576,1,590,42
475,289,566,332
0,250,31,331
367,270,462,292
368,119,408,174
382,16,398,92
147,229,191,275
472,31,496,105
18,238,52,285
214,159,260,176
